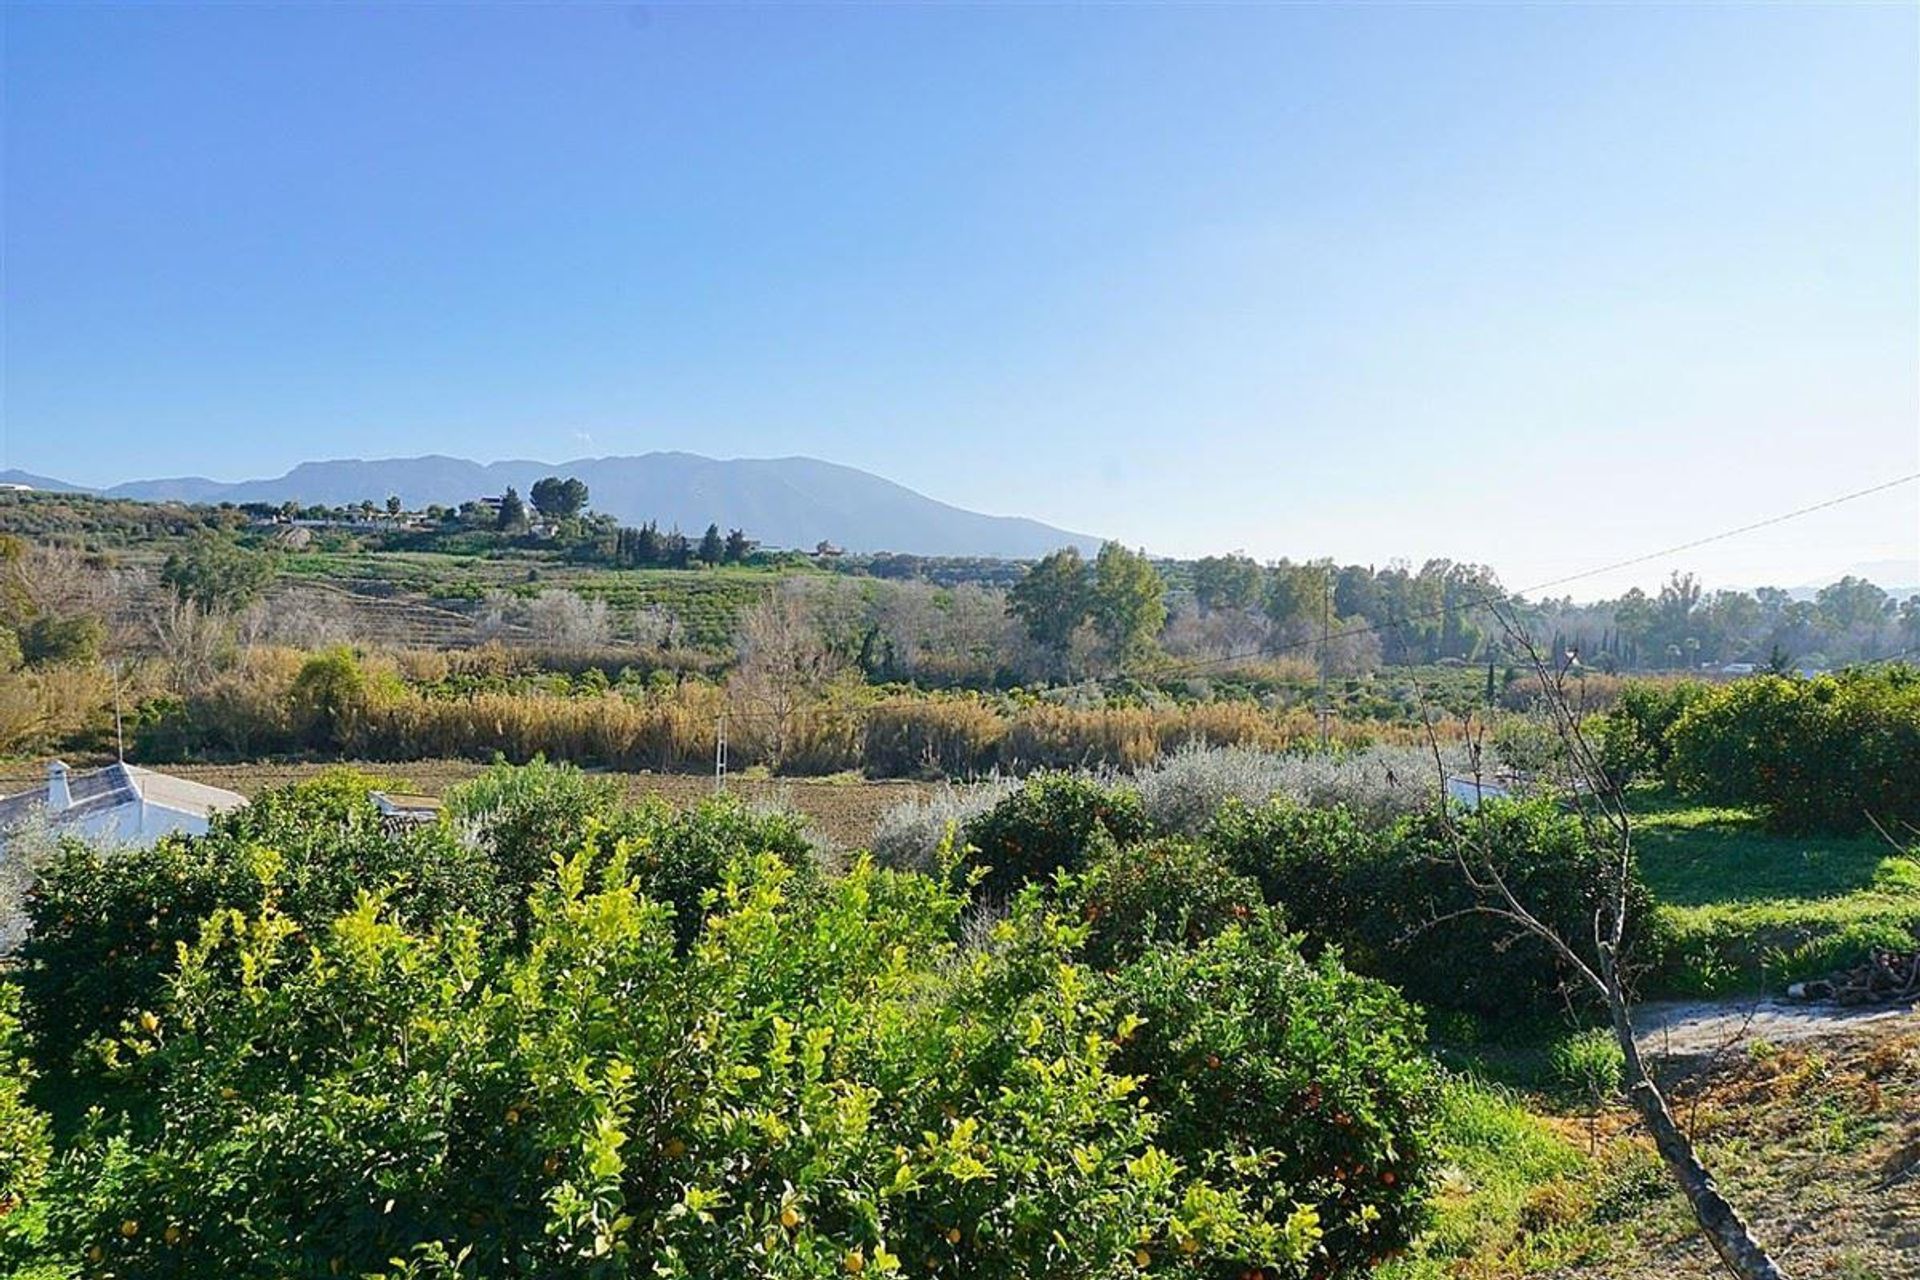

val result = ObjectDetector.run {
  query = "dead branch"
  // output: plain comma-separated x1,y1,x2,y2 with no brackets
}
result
1423,600,1790,1280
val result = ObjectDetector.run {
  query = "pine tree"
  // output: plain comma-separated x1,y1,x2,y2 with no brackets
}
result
698,523,725,566
496,487,527,531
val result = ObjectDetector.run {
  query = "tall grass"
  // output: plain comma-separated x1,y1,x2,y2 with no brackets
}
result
134,646,1452,779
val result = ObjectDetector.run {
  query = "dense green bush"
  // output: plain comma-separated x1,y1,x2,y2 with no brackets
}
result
615,792,821,949
18,614,103,668
1074,838,1265,971
6,756,1455,1279
18,771,506,1085
288,647,371,750
1112,920,1439,1272
0,982,52,1272
1387,803,1659,1017
1203,798,1658,1019
1204,801,1388,969
0,983,51,1211
445,759,821,946
1594,681,1707,785
31,845,1400,1279
1666,668,1920,833
444,758,624,908
959,771,1149,902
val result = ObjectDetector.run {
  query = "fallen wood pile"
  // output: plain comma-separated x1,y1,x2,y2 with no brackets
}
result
1787,946,1920,1006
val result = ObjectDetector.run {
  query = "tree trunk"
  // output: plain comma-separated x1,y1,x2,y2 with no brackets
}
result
1609,997,1788,1280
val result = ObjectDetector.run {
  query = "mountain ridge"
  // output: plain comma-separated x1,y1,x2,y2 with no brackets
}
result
0,454,1101,559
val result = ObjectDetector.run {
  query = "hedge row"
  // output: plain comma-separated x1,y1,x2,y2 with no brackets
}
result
2,764,1437,1279
1601,668,1920,834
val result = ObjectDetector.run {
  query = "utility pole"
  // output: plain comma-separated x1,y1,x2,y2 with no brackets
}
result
1318,564,1332,750
713,711,728,794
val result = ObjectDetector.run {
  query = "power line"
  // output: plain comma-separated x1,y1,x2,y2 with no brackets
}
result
1516,471,1920,598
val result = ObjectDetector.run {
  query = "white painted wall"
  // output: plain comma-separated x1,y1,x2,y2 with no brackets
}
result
60,801,214,845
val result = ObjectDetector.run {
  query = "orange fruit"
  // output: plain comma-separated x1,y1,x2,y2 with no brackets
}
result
663,1137,686,1158
164,1225,182,1245
1135,1248,1151,1267
120,1219,139,1238
945,1227,961,1245
780,1206,800,1229
845,1249,865,1274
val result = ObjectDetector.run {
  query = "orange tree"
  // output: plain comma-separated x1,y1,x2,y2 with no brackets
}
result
31,825,1434,1278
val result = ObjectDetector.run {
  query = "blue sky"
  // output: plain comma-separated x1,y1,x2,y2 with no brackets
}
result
3,2,1915,594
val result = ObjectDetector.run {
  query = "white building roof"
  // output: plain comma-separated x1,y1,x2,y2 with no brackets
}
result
0,761,246,828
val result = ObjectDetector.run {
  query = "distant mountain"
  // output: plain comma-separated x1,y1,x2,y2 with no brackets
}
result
0,469,91,493
32,453,1101,559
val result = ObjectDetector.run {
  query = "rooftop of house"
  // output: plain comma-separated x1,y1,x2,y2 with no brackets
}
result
371,791,443,818
0,761,246,829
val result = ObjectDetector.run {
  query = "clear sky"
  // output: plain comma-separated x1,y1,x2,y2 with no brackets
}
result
3,2,1916,596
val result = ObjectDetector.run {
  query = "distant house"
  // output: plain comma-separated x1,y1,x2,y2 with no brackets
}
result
371,791,442,831
0,761,246,847
812,540,844,560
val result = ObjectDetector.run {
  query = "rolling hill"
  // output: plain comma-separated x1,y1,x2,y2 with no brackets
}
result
8,454,1101,559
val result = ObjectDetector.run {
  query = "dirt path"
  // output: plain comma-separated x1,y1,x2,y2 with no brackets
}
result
1634,996,1920,1059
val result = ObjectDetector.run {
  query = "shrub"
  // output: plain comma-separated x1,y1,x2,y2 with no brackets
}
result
1667,668,1920,833
0,982,51,1210
1384,803,1660,1018
444,759,819,946
1073,838,1265,970
959,771,1149,902
1137,743,1462,836
867,778,1017,875
444,758,623,904
1111,920,1440,1272
18,614,103,668
1204,798,1658,1019
36,851,1332,1279
1204,800,1390,968
1135,743,1309,836
17,771,505,1085
1549,1028,1625,1103
288,646,369,750
1595,681,1708,785
615,793,821,948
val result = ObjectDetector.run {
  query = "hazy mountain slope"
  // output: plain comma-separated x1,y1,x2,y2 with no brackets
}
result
76,453,1097,558
0,469,92,493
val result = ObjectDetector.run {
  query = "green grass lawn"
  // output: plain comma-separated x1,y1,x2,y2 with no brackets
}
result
1629,794,1920,996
